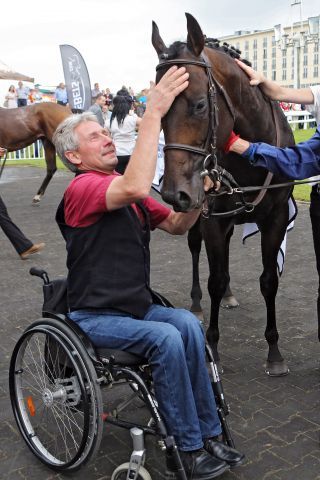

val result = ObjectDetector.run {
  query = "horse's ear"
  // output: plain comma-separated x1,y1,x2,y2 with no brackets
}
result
152,21,168,56
186,12,205,57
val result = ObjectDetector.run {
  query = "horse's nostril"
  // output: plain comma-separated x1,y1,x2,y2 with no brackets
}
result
176,191,191,211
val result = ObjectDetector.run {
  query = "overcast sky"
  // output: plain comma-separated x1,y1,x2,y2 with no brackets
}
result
1,0,319,93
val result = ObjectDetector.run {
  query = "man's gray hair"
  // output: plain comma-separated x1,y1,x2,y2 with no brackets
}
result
52,112,99,172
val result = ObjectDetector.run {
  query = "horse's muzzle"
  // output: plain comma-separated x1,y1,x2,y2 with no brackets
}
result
162,189,203,212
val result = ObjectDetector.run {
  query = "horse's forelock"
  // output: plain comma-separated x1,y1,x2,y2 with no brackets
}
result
166,41,187,59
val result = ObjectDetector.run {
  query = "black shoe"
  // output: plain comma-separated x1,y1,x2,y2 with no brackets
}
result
166,448,229,479
203,439,245,468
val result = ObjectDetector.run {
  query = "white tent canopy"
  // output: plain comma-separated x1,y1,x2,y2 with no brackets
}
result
0,59,34,82
0,60,34,106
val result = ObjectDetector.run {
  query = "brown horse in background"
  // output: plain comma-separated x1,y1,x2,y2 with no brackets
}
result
152,13,295,376
0,103,71,202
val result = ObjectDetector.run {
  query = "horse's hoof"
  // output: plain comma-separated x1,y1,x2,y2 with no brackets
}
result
221,295,239,309
32,195,41,204
265,360,289,377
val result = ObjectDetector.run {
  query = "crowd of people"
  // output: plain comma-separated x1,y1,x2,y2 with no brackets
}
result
3,82,43,109
2,80,150,120
87,83,151,174
90,82,149,119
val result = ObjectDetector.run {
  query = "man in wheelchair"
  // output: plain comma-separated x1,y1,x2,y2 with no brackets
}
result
52,66,244,479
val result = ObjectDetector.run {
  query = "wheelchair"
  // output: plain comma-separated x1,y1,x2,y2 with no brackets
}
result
9,267,235,479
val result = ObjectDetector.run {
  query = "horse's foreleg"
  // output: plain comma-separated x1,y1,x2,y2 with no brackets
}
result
33,139,57,203
221,233,239,309
259,211,289,376
187,218,203,317
203,220,231,363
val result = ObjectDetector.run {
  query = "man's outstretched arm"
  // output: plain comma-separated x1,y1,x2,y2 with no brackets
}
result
225,129,320,180
235,59,315,104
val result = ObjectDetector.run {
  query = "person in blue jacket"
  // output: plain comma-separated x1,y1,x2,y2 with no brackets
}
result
225,127,320,179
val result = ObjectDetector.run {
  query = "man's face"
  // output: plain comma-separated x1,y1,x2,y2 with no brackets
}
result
70,121,117,173
97,96,106,107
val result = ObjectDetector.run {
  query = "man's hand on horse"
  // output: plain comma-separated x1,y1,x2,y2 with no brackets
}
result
147,66,189,118
235,59,265,86
0,147,7,157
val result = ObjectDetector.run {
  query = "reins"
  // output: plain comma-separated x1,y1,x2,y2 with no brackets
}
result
224,177,320,194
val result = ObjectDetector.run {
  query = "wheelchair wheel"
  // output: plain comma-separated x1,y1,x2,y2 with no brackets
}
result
9,318,103,472
111,462,152,480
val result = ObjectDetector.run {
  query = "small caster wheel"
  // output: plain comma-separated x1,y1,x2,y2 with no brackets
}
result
111,462,152,480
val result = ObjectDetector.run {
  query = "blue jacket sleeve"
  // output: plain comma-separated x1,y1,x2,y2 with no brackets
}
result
241,128,320,179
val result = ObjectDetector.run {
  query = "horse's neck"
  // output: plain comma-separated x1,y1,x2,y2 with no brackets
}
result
234,88,276,141
207,50,279,143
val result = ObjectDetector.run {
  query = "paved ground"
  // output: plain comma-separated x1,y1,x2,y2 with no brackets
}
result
0,166,320,480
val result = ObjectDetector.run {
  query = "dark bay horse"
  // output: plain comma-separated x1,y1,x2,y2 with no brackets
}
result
152,13,295,376
0,103,71,202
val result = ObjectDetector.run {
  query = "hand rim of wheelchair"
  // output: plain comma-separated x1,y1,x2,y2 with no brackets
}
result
9,318,103,472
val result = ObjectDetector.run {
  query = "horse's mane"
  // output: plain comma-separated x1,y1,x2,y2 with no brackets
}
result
165,38,252,67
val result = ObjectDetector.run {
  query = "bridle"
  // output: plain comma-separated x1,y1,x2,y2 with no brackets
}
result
156,53,259,217
156,53,235,181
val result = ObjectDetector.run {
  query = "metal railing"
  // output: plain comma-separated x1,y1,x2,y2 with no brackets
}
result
283,110,316,129
6,141,45,161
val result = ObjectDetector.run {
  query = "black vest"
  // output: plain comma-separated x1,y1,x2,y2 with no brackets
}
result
56,199,153,318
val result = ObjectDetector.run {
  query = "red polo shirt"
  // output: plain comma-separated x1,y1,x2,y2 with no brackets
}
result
64,171,171,228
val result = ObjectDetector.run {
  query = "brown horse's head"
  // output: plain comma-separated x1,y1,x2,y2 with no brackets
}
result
152,13,234,212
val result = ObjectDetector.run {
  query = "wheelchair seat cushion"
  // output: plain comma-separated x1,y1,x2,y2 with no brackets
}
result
96,347,147,366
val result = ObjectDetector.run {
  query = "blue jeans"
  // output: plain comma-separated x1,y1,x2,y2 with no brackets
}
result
69,304,221,451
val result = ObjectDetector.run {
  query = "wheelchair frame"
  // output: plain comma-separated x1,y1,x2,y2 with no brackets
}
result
9,268,235,480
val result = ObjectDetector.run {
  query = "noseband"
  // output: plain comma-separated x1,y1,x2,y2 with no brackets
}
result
156,53,235,177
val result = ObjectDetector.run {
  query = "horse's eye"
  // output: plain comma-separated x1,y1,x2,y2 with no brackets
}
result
195,100,206,112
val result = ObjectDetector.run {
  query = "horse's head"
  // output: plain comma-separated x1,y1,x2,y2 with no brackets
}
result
152,13,234,212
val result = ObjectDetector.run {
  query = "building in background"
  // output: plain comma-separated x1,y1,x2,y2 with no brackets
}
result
221,17,319,88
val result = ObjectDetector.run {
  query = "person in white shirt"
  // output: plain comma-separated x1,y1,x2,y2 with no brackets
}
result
108,95,142,174
4,85,18,108
16,81,29,107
